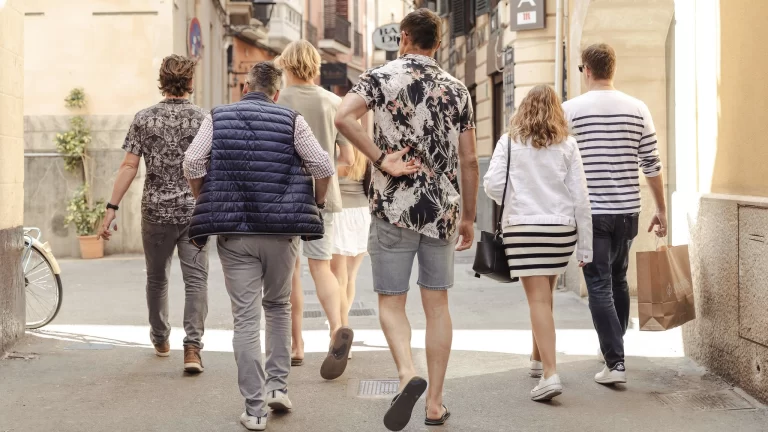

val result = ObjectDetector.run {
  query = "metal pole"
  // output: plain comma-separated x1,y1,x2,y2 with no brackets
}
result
554,0,564,97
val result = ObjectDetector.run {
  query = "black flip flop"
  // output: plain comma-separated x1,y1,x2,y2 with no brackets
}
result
291,358,304,367
425,405,451,426
383,376,428,431
320,327,354,380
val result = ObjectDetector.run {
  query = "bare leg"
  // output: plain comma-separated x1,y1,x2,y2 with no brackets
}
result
331,254,350,327
532,276,558,361
378,293,417,389
522,276,557,379
345,254,366,310
290,256,304,360
421,289,452,420
308,258,343,336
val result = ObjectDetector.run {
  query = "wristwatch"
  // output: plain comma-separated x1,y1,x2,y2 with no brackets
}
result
317,201,326,210
106,202,119,211
373,152,386,169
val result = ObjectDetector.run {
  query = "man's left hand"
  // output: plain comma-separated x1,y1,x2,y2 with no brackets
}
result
456,219,474,251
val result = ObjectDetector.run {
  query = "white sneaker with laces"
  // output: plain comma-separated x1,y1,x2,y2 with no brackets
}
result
595,363,627,385
529,359,543,378
240,412,267,431
530,374,563,401
266,389,293,411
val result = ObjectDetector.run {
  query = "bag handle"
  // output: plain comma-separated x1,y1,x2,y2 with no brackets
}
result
495,135,511,235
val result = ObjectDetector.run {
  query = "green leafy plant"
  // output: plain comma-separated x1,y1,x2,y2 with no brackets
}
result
64,87,87,109
64,186,105,236
54,116,91,172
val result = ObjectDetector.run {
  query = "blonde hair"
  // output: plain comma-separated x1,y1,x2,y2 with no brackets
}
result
278,40,321,81
509,85,569,149
346,147,368,181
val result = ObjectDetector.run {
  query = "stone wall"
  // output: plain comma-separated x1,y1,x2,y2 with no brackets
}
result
0,0,26,352
683,195,768,403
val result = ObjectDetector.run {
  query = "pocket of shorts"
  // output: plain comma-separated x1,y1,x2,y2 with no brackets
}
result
375,220,402,247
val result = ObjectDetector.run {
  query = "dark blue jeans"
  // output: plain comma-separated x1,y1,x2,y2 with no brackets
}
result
582,213,639,369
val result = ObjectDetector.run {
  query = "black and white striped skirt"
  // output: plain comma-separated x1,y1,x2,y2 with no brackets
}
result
502,225,577,277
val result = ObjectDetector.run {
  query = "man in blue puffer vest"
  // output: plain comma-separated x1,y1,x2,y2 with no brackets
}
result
183,62,335,431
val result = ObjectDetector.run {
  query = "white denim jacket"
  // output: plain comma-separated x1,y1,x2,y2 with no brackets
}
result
483,134,593,263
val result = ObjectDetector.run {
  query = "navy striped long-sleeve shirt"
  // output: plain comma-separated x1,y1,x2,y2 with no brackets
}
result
562,90,662,215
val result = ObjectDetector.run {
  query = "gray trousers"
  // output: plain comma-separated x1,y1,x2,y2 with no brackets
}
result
142,221,209,349
217,234,298,418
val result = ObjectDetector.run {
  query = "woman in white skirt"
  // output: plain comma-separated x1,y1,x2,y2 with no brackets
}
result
483,85,593,401
331,148,372,330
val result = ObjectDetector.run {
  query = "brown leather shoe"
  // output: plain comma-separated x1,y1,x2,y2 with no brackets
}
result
154,341,170,357
184,346,204,373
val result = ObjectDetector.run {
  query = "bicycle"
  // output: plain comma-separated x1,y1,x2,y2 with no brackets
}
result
22,227,63,329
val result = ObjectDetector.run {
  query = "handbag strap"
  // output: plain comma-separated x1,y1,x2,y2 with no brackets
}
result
496,135,511,234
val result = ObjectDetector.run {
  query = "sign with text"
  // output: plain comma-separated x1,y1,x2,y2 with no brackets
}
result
321,62,348,86
372,23,400,52
509,0,545,31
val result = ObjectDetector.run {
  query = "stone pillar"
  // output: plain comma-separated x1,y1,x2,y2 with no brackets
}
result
0,0,26,353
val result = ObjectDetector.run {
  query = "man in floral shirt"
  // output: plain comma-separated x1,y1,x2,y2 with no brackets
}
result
335,8,478,430
98,55,209,374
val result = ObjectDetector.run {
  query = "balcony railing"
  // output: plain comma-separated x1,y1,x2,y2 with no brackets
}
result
306,22,318,46
354,31,363,57
324,15,351,48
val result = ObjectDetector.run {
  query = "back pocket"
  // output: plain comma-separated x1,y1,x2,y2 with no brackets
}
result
375,219,402,248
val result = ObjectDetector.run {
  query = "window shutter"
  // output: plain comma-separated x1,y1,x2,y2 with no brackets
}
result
451,0,465,37
476,0,490,15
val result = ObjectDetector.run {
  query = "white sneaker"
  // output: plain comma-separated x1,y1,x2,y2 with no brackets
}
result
595,363,627,385
529,359,543,378
240,412,267,431
531,374,563,401
598,349,605,364
266,389,293,411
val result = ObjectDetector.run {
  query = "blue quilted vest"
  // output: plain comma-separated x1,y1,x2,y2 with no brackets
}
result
188,92,324,242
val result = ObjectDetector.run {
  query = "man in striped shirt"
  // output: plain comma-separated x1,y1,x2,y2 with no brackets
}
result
563,43,667,385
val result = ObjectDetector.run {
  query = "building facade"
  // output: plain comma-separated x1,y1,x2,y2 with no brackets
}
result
0,0,26,353
22,0,230,257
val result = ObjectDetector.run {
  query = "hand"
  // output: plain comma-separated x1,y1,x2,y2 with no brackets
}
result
579,261,587,268
455,219,474,251
648,210,668,238
99,209,117,241
380,147,421,177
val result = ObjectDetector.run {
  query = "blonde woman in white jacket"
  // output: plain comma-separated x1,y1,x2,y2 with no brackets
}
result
484,85,593,402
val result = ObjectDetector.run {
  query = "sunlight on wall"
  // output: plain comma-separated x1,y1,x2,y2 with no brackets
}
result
694,0,721,195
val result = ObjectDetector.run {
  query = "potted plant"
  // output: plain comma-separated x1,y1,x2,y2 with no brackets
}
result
55,88,105,259
64,186,105,259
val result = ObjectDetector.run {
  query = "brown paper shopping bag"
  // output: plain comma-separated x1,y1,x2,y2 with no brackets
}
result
636,244,696,331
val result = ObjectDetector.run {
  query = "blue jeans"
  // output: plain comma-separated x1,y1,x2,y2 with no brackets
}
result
582,213,639,369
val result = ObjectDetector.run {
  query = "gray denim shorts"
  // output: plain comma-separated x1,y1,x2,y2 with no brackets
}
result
368,216,458,295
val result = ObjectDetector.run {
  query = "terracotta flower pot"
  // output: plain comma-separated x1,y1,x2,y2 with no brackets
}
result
78,235,104,259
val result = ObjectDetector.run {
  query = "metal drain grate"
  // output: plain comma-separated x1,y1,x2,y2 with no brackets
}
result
358,379,400,398
303,307,377,319
305,302,365,311
655,389,755,411
303,290,317,296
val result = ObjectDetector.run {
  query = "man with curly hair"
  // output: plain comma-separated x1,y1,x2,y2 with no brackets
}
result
98,54,210,374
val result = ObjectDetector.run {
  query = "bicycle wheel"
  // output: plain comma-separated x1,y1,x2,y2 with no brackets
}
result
24,243,63,329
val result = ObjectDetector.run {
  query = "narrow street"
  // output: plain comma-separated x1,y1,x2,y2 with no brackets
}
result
1,244,766,432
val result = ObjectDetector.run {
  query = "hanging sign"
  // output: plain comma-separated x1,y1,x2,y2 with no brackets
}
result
321,63,348,86
510,0,545,31
372,23,400,52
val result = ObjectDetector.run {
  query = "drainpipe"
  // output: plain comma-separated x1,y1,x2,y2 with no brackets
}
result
554,0,564,97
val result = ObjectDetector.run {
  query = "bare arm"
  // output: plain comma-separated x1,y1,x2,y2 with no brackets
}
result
189,178,204,200
183,115,214,201
335,94,418,176
458,129,479,223
646,173,667,237
314,177,331,204
99,152,140,240
293,115,335,205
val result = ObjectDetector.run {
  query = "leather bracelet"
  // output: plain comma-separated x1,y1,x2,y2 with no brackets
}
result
373,152,386,169
106,202,119,211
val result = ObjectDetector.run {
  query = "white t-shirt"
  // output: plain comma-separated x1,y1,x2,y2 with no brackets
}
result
562,90,662,215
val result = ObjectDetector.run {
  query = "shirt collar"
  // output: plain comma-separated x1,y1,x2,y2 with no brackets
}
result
161,98,191,105
402,53,439,67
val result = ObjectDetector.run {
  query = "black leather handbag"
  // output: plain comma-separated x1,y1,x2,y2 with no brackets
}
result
472,137,518,283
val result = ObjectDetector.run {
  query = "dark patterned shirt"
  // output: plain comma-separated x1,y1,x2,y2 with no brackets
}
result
350,54,475,239
122,99,207,224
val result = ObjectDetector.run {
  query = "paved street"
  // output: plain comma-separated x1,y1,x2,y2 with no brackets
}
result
1,243,766,432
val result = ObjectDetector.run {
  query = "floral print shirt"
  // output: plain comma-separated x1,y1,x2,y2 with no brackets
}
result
122,99,207,224
351,54,475,239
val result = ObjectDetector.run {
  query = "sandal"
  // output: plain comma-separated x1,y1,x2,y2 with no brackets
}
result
291,357,304,367
319,327,354,380
425,405,450,426
383,376,428,431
